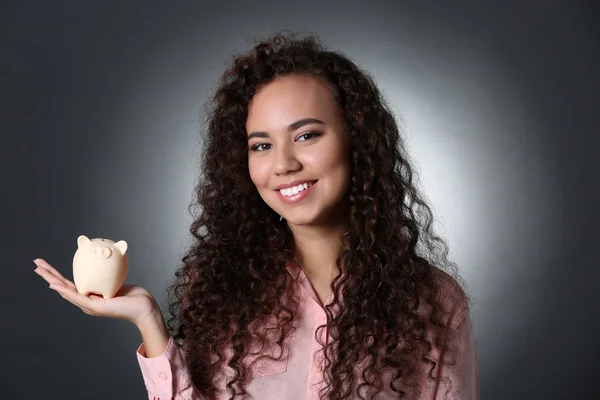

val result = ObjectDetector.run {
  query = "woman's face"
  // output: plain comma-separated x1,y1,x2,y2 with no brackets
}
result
246,74,351,226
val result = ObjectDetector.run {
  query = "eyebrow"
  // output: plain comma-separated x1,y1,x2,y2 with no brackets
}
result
247,118,325,141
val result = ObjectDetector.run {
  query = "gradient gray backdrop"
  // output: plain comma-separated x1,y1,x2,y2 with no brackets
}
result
3,1,599,399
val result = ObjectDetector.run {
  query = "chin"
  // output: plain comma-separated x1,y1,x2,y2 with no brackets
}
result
283,209,332,226
285,216,318,225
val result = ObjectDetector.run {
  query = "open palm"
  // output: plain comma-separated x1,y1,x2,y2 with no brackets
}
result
33,258,159,326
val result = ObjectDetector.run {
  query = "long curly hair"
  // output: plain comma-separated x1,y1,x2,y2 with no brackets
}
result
165,30,469,400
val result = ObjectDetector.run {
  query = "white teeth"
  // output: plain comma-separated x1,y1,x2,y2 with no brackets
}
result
280,181,314,197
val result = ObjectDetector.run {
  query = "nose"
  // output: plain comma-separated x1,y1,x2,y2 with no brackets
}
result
273,143,301,176
93,246,113,259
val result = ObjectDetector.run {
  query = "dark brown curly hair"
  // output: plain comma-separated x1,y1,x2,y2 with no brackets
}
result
164,30,470,400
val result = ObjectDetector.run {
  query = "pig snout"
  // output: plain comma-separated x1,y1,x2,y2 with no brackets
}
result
93,246,113,259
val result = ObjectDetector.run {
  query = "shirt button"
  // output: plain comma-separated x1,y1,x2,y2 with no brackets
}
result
158,372,167,380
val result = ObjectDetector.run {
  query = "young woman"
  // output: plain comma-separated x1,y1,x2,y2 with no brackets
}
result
34,32,478,399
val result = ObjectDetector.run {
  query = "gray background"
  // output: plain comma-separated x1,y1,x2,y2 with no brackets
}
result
3,0,599,399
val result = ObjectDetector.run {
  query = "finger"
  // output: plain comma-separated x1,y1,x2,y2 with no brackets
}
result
35,267,77,291
52,287,83,308
34,267,64,287
55,290,82,308
33,258,64,277
49,284,105,315
34,259,77,290
58,294,94,316
52,287,97,315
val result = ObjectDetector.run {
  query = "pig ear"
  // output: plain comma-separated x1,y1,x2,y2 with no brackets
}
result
77,235,91,248
114,240,128,255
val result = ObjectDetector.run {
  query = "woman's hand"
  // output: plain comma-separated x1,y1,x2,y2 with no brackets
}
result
33,258,160,326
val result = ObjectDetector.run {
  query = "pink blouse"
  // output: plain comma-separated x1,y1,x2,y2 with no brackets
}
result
136,261,478,399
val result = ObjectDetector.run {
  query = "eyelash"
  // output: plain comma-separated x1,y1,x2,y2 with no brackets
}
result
249,131,321,152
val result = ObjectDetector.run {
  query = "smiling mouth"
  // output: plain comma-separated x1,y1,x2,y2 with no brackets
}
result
277,180,318,197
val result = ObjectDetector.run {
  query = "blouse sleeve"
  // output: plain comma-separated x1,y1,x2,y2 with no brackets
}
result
136,336,206,400
434,303,479,400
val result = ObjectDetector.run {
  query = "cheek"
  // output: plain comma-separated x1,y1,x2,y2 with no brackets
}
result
328,152,351,192
247,164,259,187
248,161,269,188
317,146,350,178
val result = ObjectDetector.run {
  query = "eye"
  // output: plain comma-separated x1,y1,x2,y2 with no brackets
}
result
297,131,321,141
250,143,272,152
249,131,321,152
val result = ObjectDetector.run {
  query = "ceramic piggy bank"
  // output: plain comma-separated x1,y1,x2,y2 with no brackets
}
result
72,235,128,299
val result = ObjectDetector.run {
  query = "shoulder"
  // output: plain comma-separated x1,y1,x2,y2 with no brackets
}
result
425,266,471,324
423,269,479,399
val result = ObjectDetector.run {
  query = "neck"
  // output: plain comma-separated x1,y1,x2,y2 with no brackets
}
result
289,220,346,288
287,194,350,291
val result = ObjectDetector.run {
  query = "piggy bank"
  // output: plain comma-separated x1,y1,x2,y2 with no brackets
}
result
72,235,128,299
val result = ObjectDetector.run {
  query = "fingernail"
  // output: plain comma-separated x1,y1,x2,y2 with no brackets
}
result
33,259,39,266
49,284,64,291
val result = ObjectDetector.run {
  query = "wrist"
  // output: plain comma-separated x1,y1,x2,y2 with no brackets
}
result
135,304,164,331
135,307,170,358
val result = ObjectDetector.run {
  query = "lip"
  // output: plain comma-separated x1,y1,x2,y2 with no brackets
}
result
276,179,318,190
277,180,318,204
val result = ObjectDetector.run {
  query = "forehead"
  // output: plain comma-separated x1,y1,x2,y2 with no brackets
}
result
246,75,337,130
